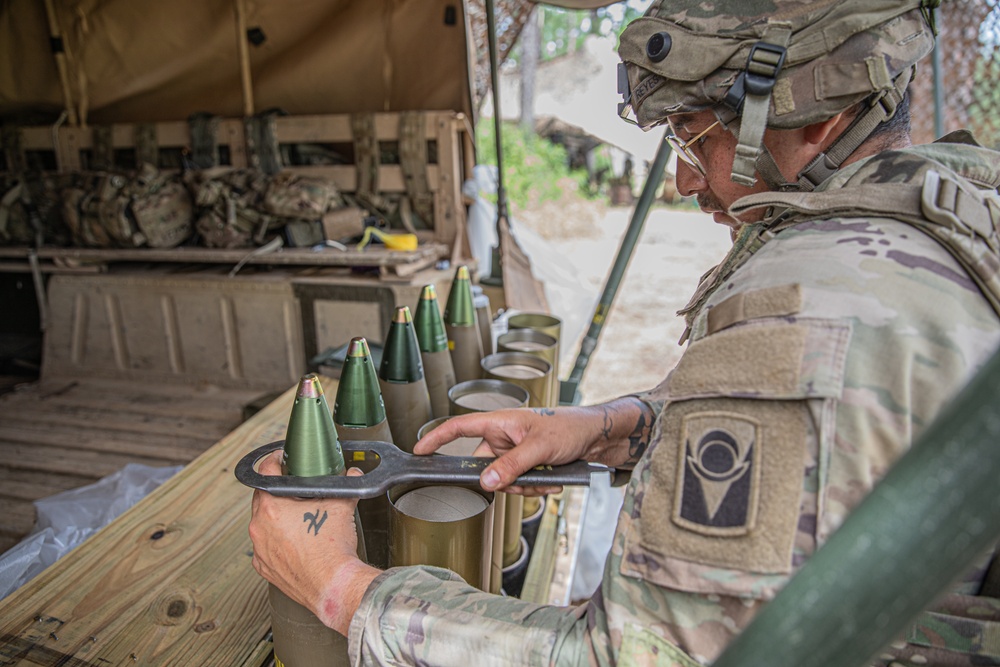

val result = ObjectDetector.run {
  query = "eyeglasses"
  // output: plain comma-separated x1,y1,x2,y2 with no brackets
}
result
666,119,720,176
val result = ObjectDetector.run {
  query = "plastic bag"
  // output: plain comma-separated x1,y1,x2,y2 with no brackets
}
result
0,463,181,600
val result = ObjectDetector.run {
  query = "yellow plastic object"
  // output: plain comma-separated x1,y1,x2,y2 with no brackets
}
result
356,227,418,251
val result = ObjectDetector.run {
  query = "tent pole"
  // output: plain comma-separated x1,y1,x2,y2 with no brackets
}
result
560,133,672,405
482,0,507,286
234,0,255,117
42,0,78,127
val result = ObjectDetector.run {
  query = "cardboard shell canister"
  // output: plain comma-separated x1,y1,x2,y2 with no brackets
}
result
507,313,562,405
417,416,506,595
501,535,530,598
448,378,528,416
335,420,395,570
389,483,494,592
521,495,546,553
379,377,432,454
481,352,552,408
269,585,350,666
497,329,558,408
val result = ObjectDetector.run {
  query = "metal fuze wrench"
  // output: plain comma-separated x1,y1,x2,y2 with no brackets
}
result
236,440,609,499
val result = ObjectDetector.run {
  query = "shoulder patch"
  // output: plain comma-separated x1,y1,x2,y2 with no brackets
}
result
674,411,761,536
634,396,809,575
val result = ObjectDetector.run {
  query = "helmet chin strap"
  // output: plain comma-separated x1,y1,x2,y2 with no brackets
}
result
748,67,913,193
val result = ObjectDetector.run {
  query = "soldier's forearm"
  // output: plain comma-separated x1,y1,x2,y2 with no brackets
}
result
581,396,657,469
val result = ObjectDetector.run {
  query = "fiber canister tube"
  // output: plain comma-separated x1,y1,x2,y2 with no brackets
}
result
333,337,396,569
444,265,484,383
497,328,558,409
388,483,494,592
379,306,433,453
481,351,553,409
414,284,457,419
447,378,528,416
269,374,364,667
496,329,558,519
417,416,506,594
507,312,562,405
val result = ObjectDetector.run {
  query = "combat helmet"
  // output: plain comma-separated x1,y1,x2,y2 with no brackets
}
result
617,0,940,191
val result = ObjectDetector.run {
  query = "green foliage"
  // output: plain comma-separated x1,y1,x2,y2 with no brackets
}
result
508,1,652,65
476,121,590,209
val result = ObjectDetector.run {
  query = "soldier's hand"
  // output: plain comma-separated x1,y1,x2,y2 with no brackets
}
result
248,450,380,634
412,407,596,495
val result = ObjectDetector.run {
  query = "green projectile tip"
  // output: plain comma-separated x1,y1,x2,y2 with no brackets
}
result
334,337,387,428
414,285,449,353
282,374,345,477
379,306,424,383
443,265,477,327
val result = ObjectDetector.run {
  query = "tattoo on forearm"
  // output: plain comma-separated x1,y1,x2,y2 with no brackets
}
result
532,408,555,416
626,410,651,464
304,509,328,535
600,407,613,440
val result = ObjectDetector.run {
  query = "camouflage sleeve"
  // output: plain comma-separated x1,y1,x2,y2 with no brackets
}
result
348,566,592,666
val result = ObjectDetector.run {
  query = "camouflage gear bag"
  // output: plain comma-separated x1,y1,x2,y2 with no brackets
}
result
186,169,345,248
61,164,193,248
0,174,72,246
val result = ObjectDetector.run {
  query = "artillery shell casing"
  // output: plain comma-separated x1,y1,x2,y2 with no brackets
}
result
417,416,505,594
335,419,394,570
498,329,559,409
447,378,528,416
389,483,494,591
482,352,553,408
269,585,348,666
502,492,525,567
421,348,457,419
271,374,360,667
379,377,433,454
446,323,484,384
507,313,562,405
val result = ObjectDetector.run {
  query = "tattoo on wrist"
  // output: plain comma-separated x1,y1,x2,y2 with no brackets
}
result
600,407,614,440
304,509,328,535
532,408,556,416
626,410,651,464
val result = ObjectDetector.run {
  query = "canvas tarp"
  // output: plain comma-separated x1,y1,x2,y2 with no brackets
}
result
0,0,475,125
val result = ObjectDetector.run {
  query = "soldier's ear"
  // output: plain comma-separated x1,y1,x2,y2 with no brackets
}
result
802,112,848,147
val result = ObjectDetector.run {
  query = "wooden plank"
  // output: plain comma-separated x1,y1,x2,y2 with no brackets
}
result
15,391,248,424
1,438,185,477
0,468,96,502
0,426,211,466
0,498,37,540
0,404,237,442
0,378,312,666
0,244,448,269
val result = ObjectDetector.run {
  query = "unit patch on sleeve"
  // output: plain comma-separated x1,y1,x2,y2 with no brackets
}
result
632,396,809,575
674,412,761,537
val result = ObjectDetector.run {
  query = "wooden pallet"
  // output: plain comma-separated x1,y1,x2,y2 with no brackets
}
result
0,377,262,555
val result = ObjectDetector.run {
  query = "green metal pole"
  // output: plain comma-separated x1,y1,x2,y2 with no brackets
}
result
712,345,1000,667
483,0,507,285
560,133,672,405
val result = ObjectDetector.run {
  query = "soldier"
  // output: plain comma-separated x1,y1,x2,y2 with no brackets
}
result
249,1,1000,664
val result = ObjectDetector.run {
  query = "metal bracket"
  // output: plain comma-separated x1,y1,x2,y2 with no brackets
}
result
235,439,609,499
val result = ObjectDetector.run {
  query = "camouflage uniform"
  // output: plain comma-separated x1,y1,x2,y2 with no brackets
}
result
345,139,1000,666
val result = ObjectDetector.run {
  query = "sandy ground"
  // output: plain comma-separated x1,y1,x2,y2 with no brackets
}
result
513,196,733,404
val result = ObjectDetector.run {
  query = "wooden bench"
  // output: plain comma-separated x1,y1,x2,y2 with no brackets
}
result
0,376,310,666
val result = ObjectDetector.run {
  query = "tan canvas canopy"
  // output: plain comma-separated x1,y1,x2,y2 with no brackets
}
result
0,0,476,125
